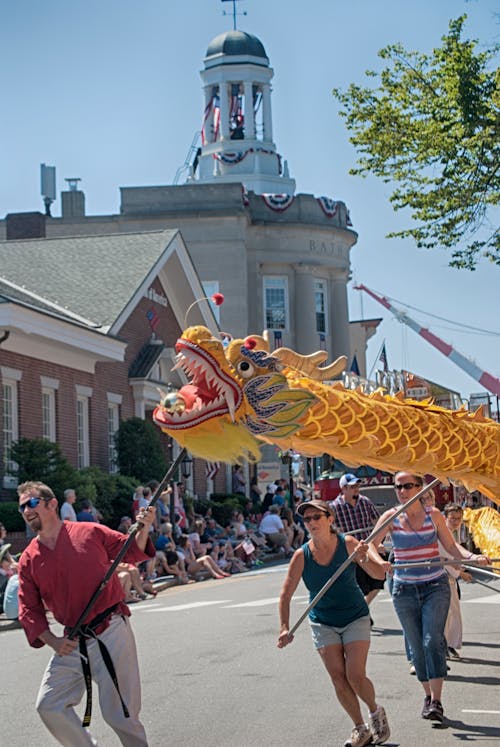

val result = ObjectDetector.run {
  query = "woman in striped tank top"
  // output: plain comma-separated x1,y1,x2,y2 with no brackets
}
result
369,472,491,725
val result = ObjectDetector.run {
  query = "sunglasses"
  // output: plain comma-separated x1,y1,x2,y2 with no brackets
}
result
18,496,50,513
303,513,326,523
394,482,420,491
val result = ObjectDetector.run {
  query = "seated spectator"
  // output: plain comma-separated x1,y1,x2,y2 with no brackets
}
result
205,517,227,541
0,544,18,614
117,516,132,534
259,505,293,554
188,519,213,556
117,562,157,600
3,573,19,620
231,511,248,540
76,500,97,522
177,535,230,580
155,522,174,552
272,486,286,507
158,549,189,584
281,506,305,549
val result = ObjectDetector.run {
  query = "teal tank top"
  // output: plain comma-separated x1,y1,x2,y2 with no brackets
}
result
302,535,369,627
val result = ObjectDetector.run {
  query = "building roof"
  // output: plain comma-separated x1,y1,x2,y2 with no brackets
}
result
205,30,268,64
0,229,178,330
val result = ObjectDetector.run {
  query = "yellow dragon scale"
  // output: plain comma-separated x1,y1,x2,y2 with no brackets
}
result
153,326,500,505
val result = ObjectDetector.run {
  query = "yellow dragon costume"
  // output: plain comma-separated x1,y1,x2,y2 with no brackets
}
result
153,326,500,508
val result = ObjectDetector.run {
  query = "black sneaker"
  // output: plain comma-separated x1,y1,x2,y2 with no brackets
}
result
427,699,444,723
421,696,432,719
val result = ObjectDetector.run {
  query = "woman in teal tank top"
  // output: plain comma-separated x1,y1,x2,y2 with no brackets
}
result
278,500,390,747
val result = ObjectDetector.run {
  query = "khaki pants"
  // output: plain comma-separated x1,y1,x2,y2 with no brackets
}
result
36,615,148,746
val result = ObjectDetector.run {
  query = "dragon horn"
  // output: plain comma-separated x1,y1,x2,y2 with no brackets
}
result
269,347,347,381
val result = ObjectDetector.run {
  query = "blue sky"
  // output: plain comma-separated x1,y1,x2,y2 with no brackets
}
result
2,0,499,404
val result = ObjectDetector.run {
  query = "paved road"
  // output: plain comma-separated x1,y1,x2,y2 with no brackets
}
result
2,566,500,746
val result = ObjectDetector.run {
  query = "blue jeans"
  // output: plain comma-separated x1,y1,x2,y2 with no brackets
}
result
392,574,450,682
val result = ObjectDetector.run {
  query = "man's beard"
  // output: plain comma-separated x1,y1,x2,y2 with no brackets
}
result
25,515,42,532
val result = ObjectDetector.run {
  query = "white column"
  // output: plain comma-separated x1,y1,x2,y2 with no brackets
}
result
219,82,230,140
262,83,273,142
330,274,351,362
294,265,317,354
244,81,255,139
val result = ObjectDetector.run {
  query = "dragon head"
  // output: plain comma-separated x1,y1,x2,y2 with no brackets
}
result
152,326,319,461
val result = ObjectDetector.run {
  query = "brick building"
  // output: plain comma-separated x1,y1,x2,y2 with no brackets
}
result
0,228,228,497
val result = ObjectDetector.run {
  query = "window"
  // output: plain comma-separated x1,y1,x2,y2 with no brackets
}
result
75,385,92,469
107,394,122,474
2,380,18,474
314,280,328,334
42,388,57,442
264,277,288,330
202,281,221,323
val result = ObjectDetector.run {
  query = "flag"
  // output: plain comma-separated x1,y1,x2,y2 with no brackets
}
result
206,462,219,480
350,354,360,376
379,343,388,372
212,95,220,140
273,330,283,349
319,333,326,351
146,308,159,330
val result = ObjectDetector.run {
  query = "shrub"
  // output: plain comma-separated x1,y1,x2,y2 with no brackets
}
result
116,418,167,482
0,502,25,531
78,468,138,527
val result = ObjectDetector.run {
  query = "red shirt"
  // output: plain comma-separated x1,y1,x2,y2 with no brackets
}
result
18,522,154,648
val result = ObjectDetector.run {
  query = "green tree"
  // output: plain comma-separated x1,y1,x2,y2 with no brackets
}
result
333,16,499,270
115,417,167,483
10,438,77,500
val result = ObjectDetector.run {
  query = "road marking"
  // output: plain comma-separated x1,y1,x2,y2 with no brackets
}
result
462,710,500,715
463,595,500,604
223,594,308,609
143,600,232,612
224,597,279,608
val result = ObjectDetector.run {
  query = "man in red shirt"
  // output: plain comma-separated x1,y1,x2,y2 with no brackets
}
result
17,480,156,747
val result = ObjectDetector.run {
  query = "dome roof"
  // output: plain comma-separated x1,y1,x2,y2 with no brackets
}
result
205,31,268,64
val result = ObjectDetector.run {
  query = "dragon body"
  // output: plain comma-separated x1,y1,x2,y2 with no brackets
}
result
153,326,500,503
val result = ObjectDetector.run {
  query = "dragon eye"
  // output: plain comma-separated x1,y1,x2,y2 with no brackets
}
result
236,360,255,379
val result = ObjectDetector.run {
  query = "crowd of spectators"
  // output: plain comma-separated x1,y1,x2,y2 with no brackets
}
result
0,476,496,624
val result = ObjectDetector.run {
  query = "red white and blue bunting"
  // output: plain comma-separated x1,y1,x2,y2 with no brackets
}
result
213,147,280,165
262,193,295,212
317,196,339,218
214,151,247,164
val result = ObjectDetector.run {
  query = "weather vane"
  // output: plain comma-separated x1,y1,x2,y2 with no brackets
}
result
221,0,247,31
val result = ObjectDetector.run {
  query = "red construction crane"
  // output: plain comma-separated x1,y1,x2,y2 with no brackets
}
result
354,284,500,398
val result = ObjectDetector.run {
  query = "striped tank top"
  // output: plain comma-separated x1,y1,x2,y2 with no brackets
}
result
391,509,445,584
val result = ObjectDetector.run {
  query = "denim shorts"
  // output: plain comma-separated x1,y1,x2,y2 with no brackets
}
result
310,614,371,649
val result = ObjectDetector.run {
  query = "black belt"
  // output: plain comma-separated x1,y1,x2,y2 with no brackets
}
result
74,604,130,728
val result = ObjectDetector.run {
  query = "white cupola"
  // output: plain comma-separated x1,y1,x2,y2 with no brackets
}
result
195,30,295,195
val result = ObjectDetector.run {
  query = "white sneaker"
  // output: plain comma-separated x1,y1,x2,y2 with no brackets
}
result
344,723,373,747
369,705,390,744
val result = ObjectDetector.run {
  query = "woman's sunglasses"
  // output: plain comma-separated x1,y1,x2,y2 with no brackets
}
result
303,513,326,523
18,496,50,513
394,482,420,491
